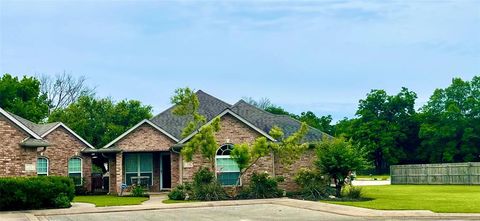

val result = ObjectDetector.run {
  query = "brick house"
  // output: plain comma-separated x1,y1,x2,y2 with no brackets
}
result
0,107,94,191
96,90,328,194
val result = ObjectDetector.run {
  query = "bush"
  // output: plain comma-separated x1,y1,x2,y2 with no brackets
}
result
131,185,147,197
341,185,362,199
168,183,192,200
238,172,283,199
294,168,334,200
0,176,75,210
191,168,227,201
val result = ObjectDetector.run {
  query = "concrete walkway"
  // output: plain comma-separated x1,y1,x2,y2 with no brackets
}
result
2,197,480,221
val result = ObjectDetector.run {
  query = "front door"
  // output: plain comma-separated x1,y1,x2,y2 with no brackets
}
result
160,153,171,189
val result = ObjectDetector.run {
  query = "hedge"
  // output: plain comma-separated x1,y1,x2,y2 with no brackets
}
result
0,176,75,210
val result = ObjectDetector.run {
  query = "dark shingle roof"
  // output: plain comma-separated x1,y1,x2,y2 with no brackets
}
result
230,100,328,141
150,90,231,139
150,90,329,142
7,112,60,136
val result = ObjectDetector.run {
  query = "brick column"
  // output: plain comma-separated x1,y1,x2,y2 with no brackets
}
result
115,153,123,194
108,156,117,194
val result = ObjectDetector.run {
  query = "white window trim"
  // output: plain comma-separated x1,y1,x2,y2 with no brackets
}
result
68,157,83,186
37,157,49,176
215,155,242,187
123,153,153,186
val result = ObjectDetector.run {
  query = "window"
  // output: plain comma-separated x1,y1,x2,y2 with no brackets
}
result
124,153,153,187
68,158,82,185
37,157,48,176
216,144,241,186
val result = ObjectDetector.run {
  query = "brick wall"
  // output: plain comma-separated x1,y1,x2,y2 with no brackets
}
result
115,123,175,152
181,113,274,185
276,149,317,192
42,126,92,191
0,115,40,177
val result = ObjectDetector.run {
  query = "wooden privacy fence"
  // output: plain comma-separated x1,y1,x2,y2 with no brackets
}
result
390,162,480,185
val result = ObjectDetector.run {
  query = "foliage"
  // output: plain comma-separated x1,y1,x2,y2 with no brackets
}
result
131,185,147,197
171,87,221,170
168,183,192,200
0,176,75,210
49,96,152,147
230,122,308,187
418,76,480,163
341,185,363,199
294,168,333,200
0,73,49,122
39,71,95,114
238,172,283,199
323,185,480,213
171,87,206,137
334,88,420,173
270,122,309,164
315,137,369,196
191,168,227,201
73,195,149,207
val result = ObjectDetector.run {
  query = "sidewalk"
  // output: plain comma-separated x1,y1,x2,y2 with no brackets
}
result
2,196,480,221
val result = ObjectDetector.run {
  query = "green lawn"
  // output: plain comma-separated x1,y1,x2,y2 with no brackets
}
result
73,195,149,207
355,175,390,180
322,185,480,213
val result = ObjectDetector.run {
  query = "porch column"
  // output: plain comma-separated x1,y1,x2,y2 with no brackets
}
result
115,153,123,194
108,156,117,194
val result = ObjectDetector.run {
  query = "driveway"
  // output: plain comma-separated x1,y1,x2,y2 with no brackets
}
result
41,204,364,221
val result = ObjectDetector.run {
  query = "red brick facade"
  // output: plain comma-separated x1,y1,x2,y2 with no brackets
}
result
0,115,37,177
109,123,176,193
0,115,92,191
42,126,92,191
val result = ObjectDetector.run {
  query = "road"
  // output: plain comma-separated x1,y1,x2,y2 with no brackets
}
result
41,204,365,221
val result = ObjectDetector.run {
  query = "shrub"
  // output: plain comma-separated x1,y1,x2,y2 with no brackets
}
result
294,168,334,200
131,185,147,197
191,168,227,201
168,183,192,200
0,176,75,210
341,185,363,199
238,172,283,199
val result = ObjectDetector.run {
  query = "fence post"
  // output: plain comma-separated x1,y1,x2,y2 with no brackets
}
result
468,162,472,185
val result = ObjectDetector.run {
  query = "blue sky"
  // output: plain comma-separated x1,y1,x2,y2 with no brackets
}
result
1,1,479,122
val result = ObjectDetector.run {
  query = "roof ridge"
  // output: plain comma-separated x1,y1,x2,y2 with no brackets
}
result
196,90,232,107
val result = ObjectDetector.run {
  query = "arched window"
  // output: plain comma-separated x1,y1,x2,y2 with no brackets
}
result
68,157,82,186
37,157,48,176
215,144,241,186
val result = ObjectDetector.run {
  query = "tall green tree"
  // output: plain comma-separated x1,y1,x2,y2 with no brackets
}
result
418,76,480,162
0,74,49,122
337,88,420,173
48,96,152,147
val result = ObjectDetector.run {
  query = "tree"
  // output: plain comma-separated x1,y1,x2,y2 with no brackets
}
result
171,87,206,138
418,76,480,163
315,137,368,197
296,112,334,135
39,72,95,114
243,97,273,110
338,88,420,173
230,122,309,184
0,73,49,123
171,87,220,170
49,96,153,147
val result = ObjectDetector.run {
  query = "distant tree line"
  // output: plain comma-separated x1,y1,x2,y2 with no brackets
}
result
246,75,480,173
0,73,152,148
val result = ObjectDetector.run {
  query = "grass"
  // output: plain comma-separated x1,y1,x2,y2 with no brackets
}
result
355,175,390,180
73,195,149,207
322,185,480,213
162,199,199,204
